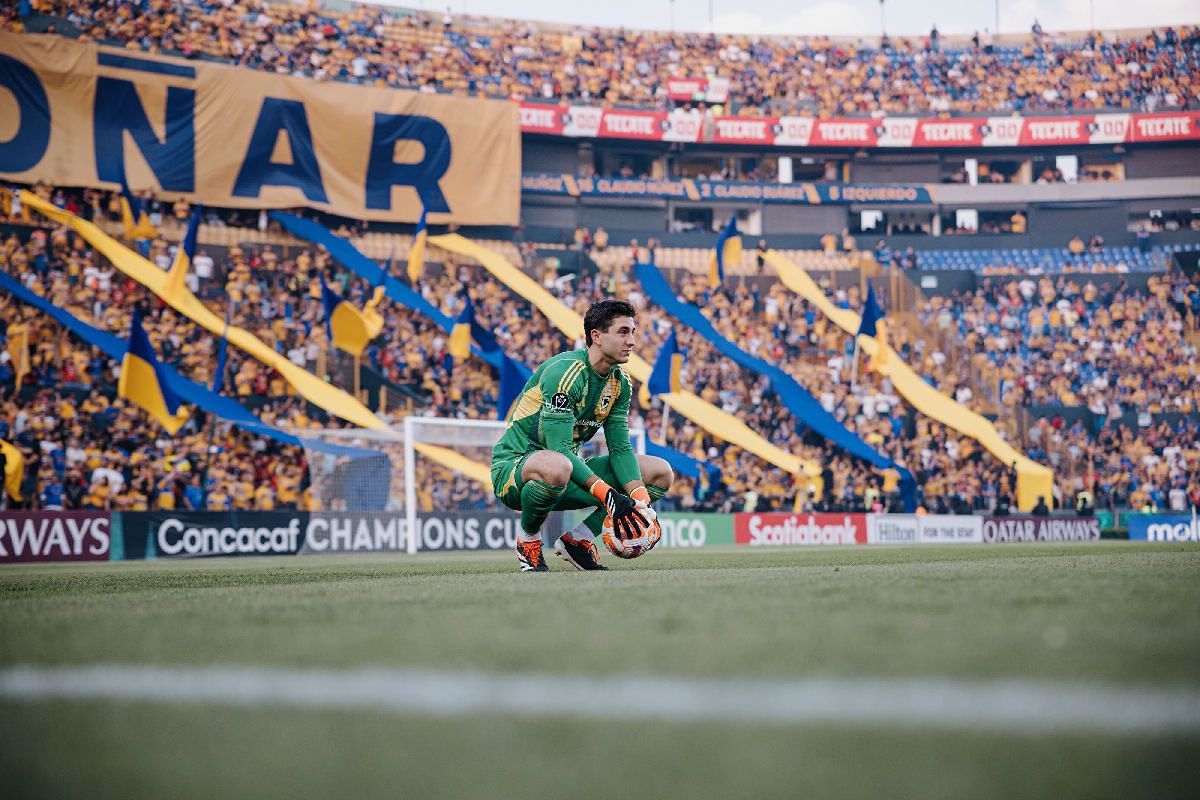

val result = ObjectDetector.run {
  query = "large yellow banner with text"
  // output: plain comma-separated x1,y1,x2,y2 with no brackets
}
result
0,32,519,224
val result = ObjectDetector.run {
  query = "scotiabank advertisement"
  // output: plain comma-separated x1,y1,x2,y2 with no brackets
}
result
734,513,867,546
0,511,111,563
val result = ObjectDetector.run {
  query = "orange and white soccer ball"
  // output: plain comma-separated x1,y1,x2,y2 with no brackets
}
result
600,509,662,559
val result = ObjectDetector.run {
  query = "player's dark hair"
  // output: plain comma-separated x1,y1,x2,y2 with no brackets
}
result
583,300,637,347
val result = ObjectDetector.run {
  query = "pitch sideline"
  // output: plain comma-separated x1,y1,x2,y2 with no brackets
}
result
2,665,1199,734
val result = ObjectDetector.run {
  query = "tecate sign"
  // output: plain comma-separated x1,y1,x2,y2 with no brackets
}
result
982,516,1100,543
157,517,302,557
0,511,110,563
1128,515,1200,542
734,513,867,546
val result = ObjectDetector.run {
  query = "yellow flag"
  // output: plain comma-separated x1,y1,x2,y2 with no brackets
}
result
7,322,29,390
0,439,23,502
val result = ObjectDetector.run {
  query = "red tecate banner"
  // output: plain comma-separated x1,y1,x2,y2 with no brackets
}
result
597,108,668,140
517,103,1200,149
808,119,880,148
518,103,567,136
711,116,779,146
734,513,868,546
666,77,730,104
0,511,111,563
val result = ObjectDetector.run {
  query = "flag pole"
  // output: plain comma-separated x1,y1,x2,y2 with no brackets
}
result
354,352,361,402
850,336,860,390
200,299,231,510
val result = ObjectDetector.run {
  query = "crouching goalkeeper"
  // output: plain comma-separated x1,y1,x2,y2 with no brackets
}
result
490,300,674,571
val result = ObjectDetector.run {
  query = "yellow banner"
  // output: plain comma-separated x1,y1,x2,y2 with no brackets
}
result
764,251,1054,511
23,191,391,432
0,32,519,225
430,234,823,488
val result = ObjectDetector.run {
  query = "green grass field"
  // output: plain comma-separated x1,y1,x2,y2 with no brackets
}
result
2,543,1199,799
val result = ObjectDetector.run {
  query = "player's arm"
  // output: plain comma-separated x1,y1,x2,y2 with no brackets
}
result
603,372,644,494
538,359,598,487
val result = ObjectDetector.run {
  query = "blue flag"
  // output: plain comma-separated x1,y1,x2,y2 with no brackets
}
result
212,307,230,395
498,355,525,421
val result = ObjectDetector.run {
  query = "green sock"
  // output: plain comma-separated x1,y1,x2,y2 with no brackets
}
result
580,484,669,538
520,480,565,535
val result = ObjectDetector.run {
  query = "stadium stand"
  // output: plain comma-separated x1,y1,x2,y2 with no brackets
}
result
1,7,1199,519
6,3,1197,115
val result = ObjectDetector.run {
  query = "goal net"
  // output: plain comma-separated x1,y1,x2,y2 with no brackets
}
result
293,417,645,554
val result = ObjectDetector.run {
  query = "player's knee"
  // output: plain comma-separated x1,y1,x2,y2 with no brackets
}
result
640,455,674,489
527,451,571,486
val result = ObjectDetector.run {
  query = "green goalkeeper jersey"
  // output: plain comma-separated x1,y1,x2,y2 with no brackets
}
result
492,348,641,489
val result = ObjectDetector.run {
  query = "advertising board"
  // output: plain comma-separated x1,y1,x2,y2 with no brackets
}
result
734,513,867,546
0,511,110,563
1127,515,1200,542
981,516,1100,543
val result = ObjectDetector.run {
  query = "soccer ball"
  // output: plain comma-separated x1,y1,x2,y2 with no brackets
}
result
600,512,662,559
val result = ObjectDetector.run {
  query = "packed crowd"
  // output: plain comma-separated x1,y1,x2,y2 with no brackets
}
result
5,2,1198,116
4,178,1200,515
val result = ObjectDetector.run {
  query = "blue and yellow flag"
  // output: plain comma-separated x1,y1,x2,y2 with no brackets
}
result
164,205,201,302
320,273,376,357
706,216,742,289
647,328,684,395
407,205,428,284
448,294,476,360
1,438,24,502
119,181,157,242
119,311,189,434
857,283,889,371
362,251,392,329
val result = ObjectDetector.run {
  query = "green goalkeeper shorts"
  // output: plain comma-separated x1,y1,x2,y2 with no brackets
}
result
491,453,621,512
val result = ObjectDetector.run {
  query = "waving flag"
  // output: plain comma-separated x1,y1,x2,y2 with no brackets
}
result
647,328,684,395
498,354,526,421
119,181,157,242
119,311,189,434
857,283,889,371
211,306,230,396
407,204,428,283
448,294,476,359
164,205,202,302
707,215,742,289
6,322,29,391
1,439,24,502
320,273,376,357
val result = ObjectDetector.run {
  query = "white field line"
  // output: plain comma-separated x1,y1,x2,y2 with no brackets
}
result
1,665,1199,735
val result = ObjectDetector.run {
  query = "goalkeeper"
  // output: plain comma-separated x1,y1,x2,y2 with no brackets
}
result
490,299,674,571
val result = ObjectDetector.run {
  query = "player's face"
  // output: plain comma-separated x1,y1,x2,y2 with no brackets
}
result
595,316,638,363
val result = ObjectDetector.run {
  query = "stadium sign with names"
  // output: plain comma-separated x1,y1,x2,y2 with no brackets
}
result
519,103,1200,150
522,174,935,205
